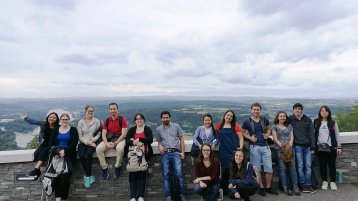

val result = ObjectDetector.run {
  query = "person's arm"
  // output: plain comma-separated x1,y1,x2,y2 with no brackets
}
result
90,119,101,143
241,163,255,185
125,127,135,146
138,126,154,145
289,126,294,147
156,128,164,154
193,127,201,147
235,124,244,149
335,122,342,154
242,121,257,143
309,119,316,152
77,120,89,145
180,135,185,159
272,127,282,147
22,115,45,126
65,127,79,156
115,118,128,146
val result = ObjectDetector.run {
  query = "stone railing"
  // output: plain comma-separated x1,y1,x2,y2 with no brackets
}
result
0,132,357,200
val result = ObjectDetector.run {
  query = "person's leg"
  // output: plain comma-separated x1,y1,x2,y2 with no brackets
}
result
294,145,305,187
318,151,329,182
86,146,96,176
78,144,88,176
54,173,71,200
137,171,147,198
220,166,230,195
96,142,109,169
161,152,171,198
276,149,288,188
193,183,203,196
208,183,220,201
328,150,337,182
115,140,126,168
303,147,312,187
173,152,186,196
261,146,273,188
250,146,263,188
129,172,138,199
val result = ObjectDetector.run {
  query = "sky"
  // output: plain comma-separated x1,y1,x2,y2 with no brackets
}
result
1,0,358,99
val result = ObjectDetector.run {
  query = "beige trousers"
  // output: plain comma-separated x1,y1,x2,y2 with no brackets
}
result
96,140,126,169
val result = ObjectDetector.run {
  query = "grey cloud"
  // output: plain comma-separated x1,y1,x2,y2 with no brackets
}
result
31,0,75,10
57,52,127,66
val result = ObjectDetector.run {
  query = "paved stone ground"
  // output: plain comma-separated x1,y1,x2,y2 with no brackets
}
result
183,184,358,201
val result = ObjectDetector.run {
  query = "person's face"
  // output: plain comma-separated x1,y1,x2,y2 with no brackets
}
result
161,114,170,125
203,116,212,128
251,106,261,117
320,108,329,118
86,107,94,118
234,151,244,164
47,114,57,124
201,145,211,158
278,113,287,124
293,107,303,117
224,112,234,123
60,116,70,126
109,105,118,117
135,115,144,126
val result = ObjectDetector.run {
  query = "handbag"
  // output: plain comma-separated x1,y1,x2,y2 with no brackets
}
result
190,144,200,158
126,145,148,172
318,135,331,152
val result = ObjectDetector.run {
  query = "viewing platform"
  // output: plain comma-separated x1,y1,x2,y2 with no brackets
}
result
0,132,358,201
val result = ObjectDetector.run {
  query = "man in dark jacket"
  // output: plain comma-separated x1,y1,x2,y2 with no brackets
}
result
289,103,316,193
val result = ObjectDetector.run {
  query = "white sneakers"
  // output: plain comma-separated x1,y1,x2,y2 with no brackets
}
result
130,198,136,201
330,182,338,190
322,181,328,190
322,181,338,190
217,188,224,201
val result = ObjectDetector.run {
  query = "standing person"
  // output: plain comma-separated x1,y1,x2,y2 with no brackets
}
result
215,110,243,196
191,114,218,158
289,103,316,193
77,105,101,188
96,102,128,180
48,113,79,201
314,106,342,191
228,149,258,201
272,111,300,196
242,102,278,196
126,113,153,201
21,112,60,181
156,111,187,201
193,144,220,201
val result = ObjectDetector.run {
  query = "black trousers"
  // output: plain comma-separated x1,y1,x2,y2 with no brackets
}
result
318,150,337,182
228,184,256,200
54,173,71,199
34,145,50,162
78,143,96,176
220,166,230,195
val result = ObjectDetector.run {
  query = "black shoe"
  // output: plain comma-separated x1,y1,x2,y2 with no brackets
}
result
293,186,301,195
266,187,279,195
287,189,293,196
308,186,316,194
302,186,310,193
28,168,41,181
259,188,266,196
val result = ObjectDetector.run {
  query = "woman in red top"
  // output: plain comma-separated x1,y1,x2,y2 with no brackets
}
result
193,144,221,201
125,113,153,201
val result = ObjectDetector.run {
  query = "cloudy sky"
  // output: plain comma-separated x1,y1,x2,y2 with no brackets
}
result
1,0,358,99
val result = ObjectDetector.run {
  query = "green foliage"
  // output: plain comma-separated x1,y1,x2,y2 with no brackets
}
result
26,134,40,149
0,130,18,151
336,105,358,132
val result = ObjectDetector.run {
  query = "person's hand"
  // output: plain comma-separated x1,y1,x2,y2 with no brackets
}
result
133,138,139,145
234,192,240,199
211,144,216,151
337,148,342,155
20,114,27,119
59,149,65,158
251,135,257,143
158,144,164,155
199,181,207,188
228,183,234,189
137,142,143,146
193,178,200,184
263,133,269,139
106,142,114,149
90,142,97,148
311,150,315,155
180,152,185,160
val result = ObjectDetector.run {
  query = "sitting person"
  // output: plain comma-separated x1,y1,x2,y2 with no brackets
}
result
228,149,258,201
21,112,59,181
193,144,220,201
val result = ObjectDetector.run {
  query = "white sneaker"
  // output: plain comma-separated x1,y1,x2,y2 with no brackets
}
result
130,198,136,201
138,197,144,201
217,188,223,201
322,181,328,190
330,182,338,190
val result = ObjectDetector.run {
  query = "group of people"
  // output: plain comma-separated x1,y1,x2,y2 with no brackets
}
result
22,102,342,201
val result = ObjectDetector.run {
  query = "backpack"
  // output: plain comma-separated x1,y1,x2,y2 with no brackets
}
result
41,147,68,200
245,117,273,149
247,162,260,186
126,145,148,172
105,116,123,129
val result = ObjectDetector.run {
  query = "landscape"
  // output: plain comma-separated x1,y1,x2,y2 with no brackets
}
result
0,97,357,151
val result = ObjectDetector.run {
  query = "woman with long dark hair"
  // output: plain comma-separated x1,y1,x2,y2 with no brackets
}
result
193,144,220,201
21,112,60,181
191,114,218,158
272,111,300,195
77,105,101,188
125,113,153,201
48,113,79,201
314,106,342,191
215,110,243,195
228,149,258,201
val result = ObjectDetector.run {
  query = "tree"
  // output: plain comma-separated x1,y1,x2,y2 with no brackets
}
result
26,134,39,149
336,105,358,132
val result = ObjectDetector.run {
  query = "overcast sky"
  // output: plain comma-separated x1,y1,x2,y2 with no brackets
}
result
1,0,358,99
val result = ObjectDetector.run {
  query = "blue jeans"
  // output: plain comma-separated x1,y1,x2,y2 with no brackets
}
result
275,149,298,188
193,182,220,201
161,152,186,197
294,145,312,186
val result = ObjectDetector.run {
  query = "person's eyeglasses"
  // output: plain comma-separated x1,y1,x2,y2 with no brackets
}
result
61,119,69,121
202,149,211,152
135,118,143,120
87,110,94,113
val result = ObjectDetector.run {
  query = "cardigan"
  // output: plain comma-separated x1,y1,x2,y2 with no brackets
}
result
126,125,153,160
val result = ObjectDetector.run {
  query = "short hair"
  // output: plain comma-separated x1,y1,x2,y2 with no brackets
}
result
133,113,146,122
85,105,93,111
109,102,118,109
293,103,303,110
60,113,70,120
251,102,262,109
160,111,171,118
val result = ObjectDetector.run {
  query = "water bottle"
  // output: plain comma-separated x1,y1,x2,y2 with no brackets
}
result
338,169,343,184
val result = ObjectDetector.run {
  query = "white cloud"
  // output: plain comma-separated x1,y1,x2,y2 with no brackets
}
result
0,0,358,98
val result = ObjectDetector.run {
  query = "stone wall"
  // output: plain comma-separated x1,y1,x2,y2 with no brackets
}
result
0,144,357,201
